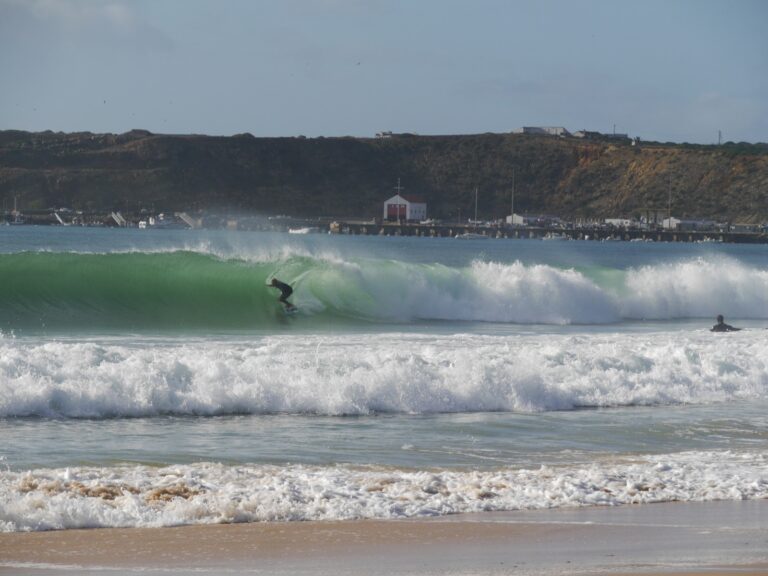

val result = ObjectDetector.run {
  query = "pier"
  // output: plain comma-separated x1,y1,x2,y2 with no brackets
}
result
4,211,767,244
325,220,768,244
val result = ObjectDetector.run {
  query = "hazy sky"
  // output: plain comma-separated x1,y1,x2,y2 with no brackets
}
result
1,0,766,143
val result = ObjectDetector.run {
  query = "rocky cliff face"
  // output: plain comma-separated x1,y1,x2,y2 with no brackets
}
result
1,129,766,222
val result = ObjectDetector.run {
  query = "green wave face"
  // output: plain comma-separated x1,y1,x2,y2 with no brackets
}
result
3,251,765,332
0,251,485,332
0,252,301,331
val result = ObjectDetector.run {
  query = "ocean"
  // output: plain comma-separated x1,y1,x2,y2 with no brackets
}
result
1,226,767,532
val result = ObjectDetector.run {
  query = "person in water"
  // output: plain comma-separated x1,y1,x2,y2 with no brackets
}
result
269,278,295,310
711,314,741,332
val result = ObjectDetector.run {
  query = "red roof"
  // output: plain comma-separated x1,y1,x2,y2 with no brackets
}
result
387,194,426,204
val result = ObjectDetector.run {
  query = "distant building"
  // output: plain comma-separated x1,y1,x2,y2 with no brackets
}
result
573,130,630,141
383,193,427,222
506,213,560,227
605,218,634,228
511,126,635,141
662,217,716,231
572,130,602,140
513,127,570,137
506,213,528,226
730,223,758,233
375,131,419,139
662,217,680,230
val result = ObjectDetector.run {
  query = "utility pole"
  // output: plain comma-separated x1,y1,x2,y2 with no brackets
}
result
667,175,672,229
510,167,515,220
394,178,404,222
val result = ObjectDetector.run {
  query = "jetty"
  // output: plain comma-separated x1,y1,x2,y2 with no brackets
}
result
324,220,768,244
4,209,767,244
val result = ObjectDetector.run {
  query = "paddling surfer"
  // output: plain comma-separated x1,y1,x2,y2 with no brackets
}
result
711,314,741,332
269,278,296,311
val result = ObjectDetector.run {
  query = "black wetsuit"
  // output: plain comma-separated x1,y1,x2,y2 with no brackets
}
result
271,279,293,305
711,322,740,332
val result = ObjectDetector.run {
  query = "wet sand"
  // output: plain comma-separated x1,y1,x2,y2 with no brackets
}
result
1,500,766,575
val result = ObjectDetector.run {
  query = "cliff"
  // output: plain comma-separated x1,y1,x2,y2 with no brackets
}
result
1,129,767,222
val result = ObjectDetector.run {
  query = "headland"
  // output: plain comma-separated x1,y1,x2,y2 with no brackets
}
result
2,129,767,231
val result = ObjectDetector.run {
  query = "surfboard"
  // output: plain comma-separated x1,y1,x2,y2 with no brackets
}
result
283,305,298,315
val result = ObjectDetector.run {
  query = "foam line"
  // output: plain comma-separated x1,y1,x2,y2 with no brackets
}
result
1,332,765,418
1,450,765,531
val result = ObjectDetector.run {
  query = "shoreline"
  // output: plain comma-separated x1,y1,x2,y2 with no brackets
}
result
2,500,766,575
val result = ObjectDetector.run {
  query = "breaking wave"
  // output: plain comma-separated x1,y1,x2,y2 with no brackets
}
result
0,251,766,330
1,332,766,418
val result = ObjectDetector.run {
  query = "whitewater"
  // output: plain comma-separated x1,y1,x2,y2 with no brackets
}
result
1,226,767,532
2,332,767,418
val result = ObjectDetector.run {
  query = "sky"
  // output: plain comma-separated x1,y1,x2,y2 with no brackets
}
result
1,0,766,143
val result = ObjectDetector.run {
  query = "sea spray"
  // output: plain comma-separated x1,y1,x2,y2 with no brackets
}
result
621,257,768,319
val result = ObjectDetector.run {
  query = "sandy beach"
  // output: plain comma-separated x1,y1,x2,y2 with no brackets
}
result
1,500,766,575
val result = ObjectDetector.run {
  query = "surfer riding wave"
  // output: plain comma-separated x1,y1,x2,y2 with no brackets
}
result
269,278,296,311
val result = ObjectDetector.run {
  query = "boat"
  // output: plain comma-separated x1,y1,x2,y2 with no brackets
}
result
288,227,320,234
8,197,24,225
53,212,72,226
542,232,567,241
455,188,488,239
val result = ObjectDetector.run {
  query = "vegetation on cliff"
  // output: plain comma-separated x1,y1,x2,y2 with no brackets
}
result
1,129,766,222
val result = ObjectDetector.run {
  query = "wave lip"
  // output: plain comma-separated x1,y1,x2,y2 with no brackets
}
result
1,332,766,418
1,450,765,531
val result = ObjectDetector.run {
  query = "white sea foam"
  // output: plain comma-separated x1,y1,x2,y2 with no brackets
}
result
1,332,766,418
621,257,768,320
295,256,768,324
249,252,768,324
1,450,765,531
300,259,621,324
